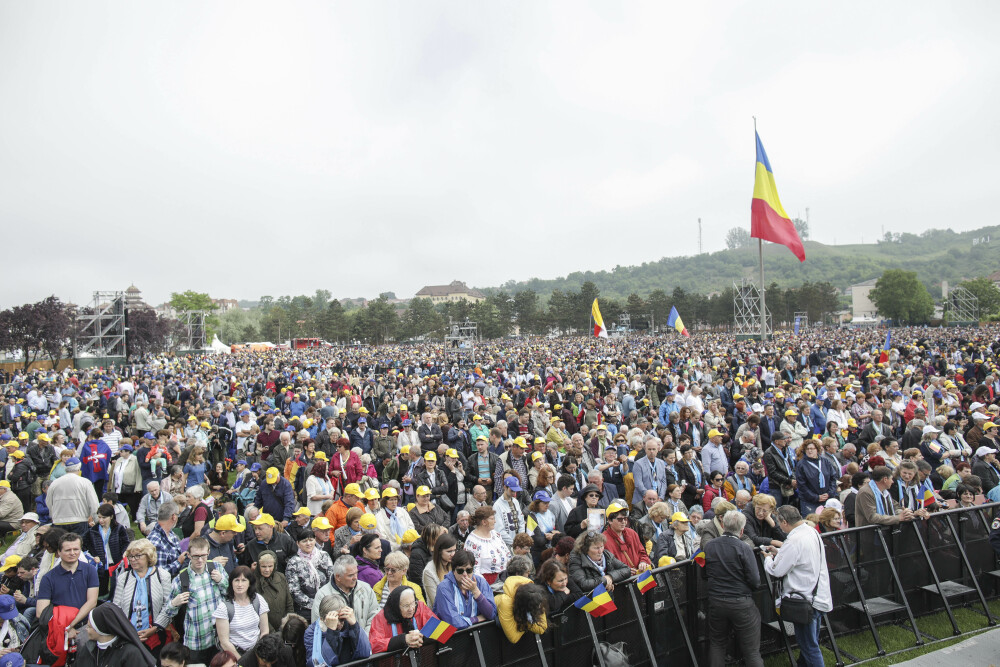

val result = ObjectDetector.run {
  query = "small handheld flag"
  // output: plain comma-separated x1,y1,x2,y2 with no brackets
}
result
636,570,657,594
527,515,538,532
574,583,618,616
592,299,608,338
420,617,456,644
667,306,690,338
108,554,129,577
922,489,935,508
693,551,706,567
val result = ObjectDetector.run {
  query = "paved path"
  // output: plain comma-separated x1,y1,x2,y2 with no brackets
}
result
893,628,999,667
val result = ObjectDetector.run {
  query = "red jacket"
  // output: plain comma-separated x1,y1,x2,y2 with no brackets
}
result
369,601,438,653
603,526,650,571
47,605,80,667
329,451,363,490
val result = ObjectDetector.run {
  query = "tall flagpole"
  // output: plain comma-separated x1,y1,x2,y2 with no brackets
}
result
754,116,767,342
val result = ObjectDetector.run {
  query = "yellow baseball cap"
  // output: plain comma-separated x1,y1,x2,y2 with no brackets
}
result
344,483,362,496
513,437,526,448
424,451,437,461
381,487,399,498
10,451,24,459
311,517,333,531
1,555,21,570
200,421,211,429
605,501,629,517
359,514,377,530
0,481,10,489
445,448,459,458
416,485,431,496
250,513,275,527
293,507,312,517
534,436,546,445
16,433,27,441
215,515,244,532
707,429,723,438
364,488,381,500
400,445,411,454
314,452,328,461
784,409,798,417
670,511,690,523
401,529,420,544
265,467,280,484
531,451,544,462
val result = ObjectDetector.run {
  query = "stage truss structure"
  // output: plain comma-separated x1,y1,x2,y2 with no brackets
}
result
794,311,809,331
445,319,477,364
733,279,771,338
75,291,127,358
180,310,208,349
618,313,631,332
948,287,979,323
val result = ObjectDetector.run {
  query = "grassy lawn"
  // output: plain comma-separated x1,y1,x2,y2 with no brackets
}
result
763,600,1000,666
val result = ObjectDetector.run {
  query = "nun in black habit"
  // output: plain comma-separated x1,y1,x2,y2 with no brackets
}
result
76,602,157,667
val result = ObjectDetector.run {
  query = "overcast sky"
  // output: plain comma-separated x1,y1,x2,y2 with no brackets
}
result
2,2,998,308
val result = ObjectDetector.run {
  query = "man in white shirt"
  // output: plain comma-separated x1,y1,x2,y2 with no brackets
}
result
762,506,832,667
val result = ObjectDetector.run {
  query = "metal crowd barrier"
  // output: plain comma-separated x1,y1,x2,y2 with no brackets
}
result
340,503,1000,667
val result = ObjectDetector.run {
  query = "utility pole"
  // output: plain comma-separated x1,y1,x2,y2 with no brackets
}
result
698,218,703,255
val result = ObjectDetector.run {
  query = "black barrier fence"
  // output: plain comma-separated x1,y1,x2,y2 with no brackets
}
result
341,503,1000,667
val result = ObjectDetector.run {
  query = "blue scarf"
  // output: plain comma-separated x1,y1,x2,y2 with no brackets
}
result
534,510,555,534
868,480,887,515
586,553,607,576
687,460,702,487
311,621,327,666
450,574,476,619
732,475,751,492
809,459,825,489
387,509,404,542
130,569,152,632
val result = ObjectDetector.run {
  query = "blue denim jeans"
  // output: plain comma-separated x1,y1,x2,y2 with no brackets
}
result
794,609,824,667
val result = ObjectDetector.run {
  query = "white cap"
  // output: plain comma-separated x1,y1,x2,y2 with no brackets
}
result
972,412,988,421
752,403,764,413
824,498,844,512
921,425,941,435
975,446,997,458
970,402,985,411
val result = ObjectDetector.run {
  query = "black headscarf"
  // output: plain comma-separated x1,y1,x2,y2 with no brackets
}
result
382,585,417,632
88,602,156,667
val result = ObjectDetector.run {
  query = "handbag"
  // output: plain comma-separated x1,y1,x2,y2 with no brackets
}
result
778,532,822,624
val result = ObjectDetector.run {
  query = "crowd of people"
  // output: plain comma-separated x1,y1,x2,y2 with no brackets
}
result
0,324,997,666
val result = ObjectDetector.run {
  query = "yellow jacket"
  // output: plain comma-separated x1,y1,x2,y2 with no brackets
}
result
496,575,547,644
372,575,425,604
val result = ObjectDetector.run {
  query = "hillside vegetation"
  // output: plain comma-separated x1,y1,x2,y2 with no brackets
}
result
489,225,1000,299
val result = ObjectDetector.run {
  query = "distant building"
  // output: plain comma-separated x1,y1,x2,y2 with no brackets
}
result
124,284,153,311
850,279,883,323
212,298,239,313
415,280,485,304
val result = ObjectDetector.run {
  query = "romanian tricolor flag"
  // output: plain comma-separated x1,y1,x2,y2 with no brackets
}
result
751,132,805,262
592,299,608,338
574,583,618,617
420,617,456,643
667,306,690,337
922,488,936,508
693,551,706,567
636,570,657,594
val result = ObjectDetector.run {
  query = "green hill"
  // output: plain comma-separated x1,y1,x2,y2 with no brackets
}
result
488,226,1000,299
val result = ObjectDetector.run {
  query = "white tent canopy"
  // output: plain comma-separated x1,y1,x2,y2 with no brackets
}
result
210,335,231,354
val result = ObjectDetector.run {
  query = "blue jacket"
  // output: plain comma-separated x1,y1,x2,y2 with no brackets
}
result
809,404,827,436
432,572,497,628
254,477,297,522
80,440,113,482
794,456,838,507
658,400,678,426
349,428,374,455
632,455,668,506
303,619,371,665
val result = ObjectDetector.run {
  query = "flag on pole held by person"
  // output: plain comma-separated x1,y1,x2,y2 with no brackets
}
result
592,299,608,338
667,306,690,337
573,583,617,616
636,570,657,594
693,551,706,567
922,488,936,508
879,330,891,364
751,132,805,262
420,617,456,643
527,515,538,532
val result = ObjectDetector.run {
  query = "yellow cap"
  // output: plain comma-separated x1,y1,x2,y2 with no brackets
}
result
250,513,275,526
364,488,381,500
707,429,723,438
534,436,546,445
605,501,629,517
424,451,437,461
215,514,244,532
400,445,411,454
531,451,544,462
670,511,690,523
381,487,399,499
344,483,362,497
359,513,377,530
784,409,798,417
401,528,420,544
265,467,280,484
311,517,333,531
1,555,22,570
513,437,526,448
314,452,328,461
445,448,459,458
416,485,431,496
293,507,312,517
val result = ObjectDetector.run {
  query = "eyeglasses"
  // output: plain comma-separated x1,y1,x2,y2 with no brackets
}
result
611,516,627,522
385,567,402,574
454,567,474,575
189,553,209,560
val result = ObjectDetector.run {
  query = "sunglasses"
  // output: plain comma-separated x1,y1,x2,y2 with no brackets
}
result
454,567,474,575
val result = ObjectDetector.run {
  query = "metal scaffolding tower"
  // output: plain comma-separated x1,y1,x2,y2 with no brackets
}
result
445,319,477,365
794,311,809,331
733,279,771,338
618,313,631,332
180,311,208,349
76,291,127,357
948,287,979,324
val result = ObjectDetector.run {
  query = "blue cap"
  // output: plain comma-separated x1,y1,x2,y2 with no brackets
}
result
0,434,9,442
380,423,389,429
66,457,81,467
402,419,412,426
504,476,523,492
144,432,154,440
285,425,296,431
120,444,133,452
250,463,262,472
0,595,16,620
0,649,26,666
240,410,250,416
358,417,367,423
533,490,552,502
237,459,247,466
